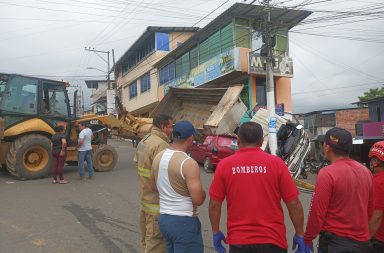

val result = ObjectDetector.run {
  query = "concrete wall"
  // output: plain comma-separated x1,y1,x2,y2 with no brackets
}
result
169,32,196,51
335,108,369,137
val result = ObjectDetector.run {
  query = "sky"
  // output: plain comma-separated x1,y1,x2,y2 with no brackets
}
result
0,0,383,113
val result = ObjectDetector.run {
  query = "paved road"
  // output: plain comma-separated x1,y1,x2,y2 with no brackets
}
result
0,139,316,253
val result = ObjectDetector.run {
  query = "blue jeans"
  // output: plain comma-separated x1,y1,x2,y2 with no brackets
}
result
158,214,203,253
78,150,94,177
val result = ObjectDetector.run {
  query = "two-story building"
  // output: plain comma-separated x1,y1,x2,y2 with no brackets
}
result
155,3,311,117
113,26,199,116
85,80,115,115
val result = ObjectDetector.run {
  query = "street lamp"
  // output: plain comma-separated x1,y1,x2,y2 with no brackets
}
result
86,67,108,74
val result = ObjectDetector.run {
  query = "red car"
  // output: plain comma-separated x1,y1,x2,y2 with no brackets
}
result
190,134,238,172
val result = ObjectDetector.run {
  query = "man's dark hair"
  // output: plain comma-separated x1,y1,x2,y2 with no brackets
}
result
54,125,64,133
238,122,263,145
153,114,172,129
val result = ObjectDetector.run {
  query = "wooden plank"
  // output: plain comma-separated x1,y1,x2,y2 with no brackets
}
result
205,84,244,127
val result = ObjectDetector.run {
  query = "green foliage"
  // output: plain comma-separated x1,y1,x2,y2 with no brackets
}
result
358,87,384,102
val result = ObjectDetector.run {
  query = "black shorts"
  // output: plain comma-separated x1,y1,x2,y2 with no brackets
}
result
229,243,287,253
319,231,370,253
369,238,384,253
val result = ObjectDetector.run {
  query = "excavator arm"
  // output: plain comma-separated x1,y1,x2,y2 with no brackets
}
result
75,107,152,141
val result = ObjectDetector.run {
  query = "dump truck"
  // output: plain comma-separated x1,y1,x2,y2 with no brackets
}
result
152,85,247,135
0,73,152,180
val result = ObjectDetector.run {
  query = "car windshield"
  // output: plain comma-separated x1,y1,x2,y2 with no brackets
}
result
218,136,238,149
0,74,38,115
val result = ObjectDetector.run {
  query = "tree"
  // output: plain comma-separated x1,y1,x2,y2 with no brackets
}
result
358,87,384,102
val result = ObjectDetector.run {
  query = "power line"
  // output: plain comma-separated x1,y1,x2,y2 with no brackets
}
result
292,82,383,95
291,30,384,43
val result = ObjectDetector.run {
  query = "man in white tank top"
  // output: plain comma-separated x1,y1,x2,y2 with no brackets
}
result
151,120,206,253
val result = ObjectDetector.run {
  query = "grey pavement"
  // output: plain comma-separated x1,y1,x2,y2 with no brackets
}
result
0,139,316,253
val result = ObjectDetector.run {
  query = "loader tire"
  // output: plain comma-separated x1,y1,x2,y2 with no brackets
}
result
93,144,117,172
6,134,51,180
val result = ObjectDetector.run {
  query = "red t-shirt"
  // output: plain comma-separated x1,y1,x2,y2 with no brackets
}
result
209,147,299,249
304,158,373,244
373,171,384,242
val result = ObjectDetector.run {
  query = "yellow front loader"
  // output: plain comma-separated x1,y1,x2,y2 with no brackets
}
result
0,73,152,180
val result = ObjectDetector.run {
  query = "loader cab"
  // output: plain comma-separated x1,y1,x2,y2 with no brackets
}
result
0,73,71,129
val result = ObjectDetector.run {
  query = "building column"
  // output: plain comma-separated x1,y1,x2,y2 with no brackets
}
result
247,75,257,110
275,77,292,113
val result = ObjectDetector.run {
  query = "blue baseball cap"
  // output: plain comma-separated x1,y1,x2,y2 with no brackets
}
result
173,120,198,139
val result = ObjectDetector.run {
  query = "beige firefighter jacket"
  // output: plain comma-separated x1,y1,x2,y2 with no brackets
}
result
133,126,170,214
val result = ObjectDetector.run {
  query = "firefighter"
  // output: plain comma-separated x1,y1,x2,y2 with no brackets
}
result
133,114,173,253
304,127,372,253
368,141,384,253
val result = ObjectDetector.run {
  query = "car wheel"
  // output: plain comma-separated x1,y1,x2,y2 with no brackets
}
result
203,157,214,173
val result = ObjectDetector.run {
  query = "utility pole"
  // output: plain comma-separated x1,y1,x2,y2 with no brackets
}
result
84,47,111,89
112,49,117,94
85,47,116,114
263,0,278,155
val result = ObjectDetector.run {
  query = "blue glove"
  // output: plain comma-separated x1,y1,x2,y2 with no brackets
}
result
304,242,314,253
213,231,226,253
292,234,305,253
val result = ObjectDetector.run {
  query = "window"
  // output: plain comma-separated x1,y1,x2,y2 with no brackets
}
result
198,22,234,64
129,81,137,99
276,28,289,53
123,34,155,75
235,17,250,48
159,62,175,85
140,73,151,93
221,22,234,52
210,31,221,57
156,32,170,51
2,75,38,115
189,47,198,69
175,52,189,78
42,82,69,117
175,57,182,78
199,39,210,64
181,52,190,76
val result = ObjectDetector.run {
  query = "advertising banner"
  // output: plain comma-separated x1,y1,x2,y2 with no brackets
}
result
164,48,240,92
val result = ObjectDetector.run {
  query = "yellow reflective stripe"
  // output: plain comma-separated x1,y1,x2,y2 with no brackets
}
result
141,202,160,214
138,166,151,178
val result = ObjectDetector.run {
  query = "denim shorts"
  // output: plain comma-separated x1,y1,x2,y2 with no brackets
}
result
158,214,203,253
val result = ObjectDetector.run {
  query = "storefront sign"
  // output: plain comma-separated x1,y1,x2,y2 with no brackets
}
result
164,48,240,92
249,52,293,77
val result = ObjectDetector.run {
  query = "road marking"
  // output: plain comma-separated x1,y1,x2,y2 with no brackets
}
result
0,219,46,247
